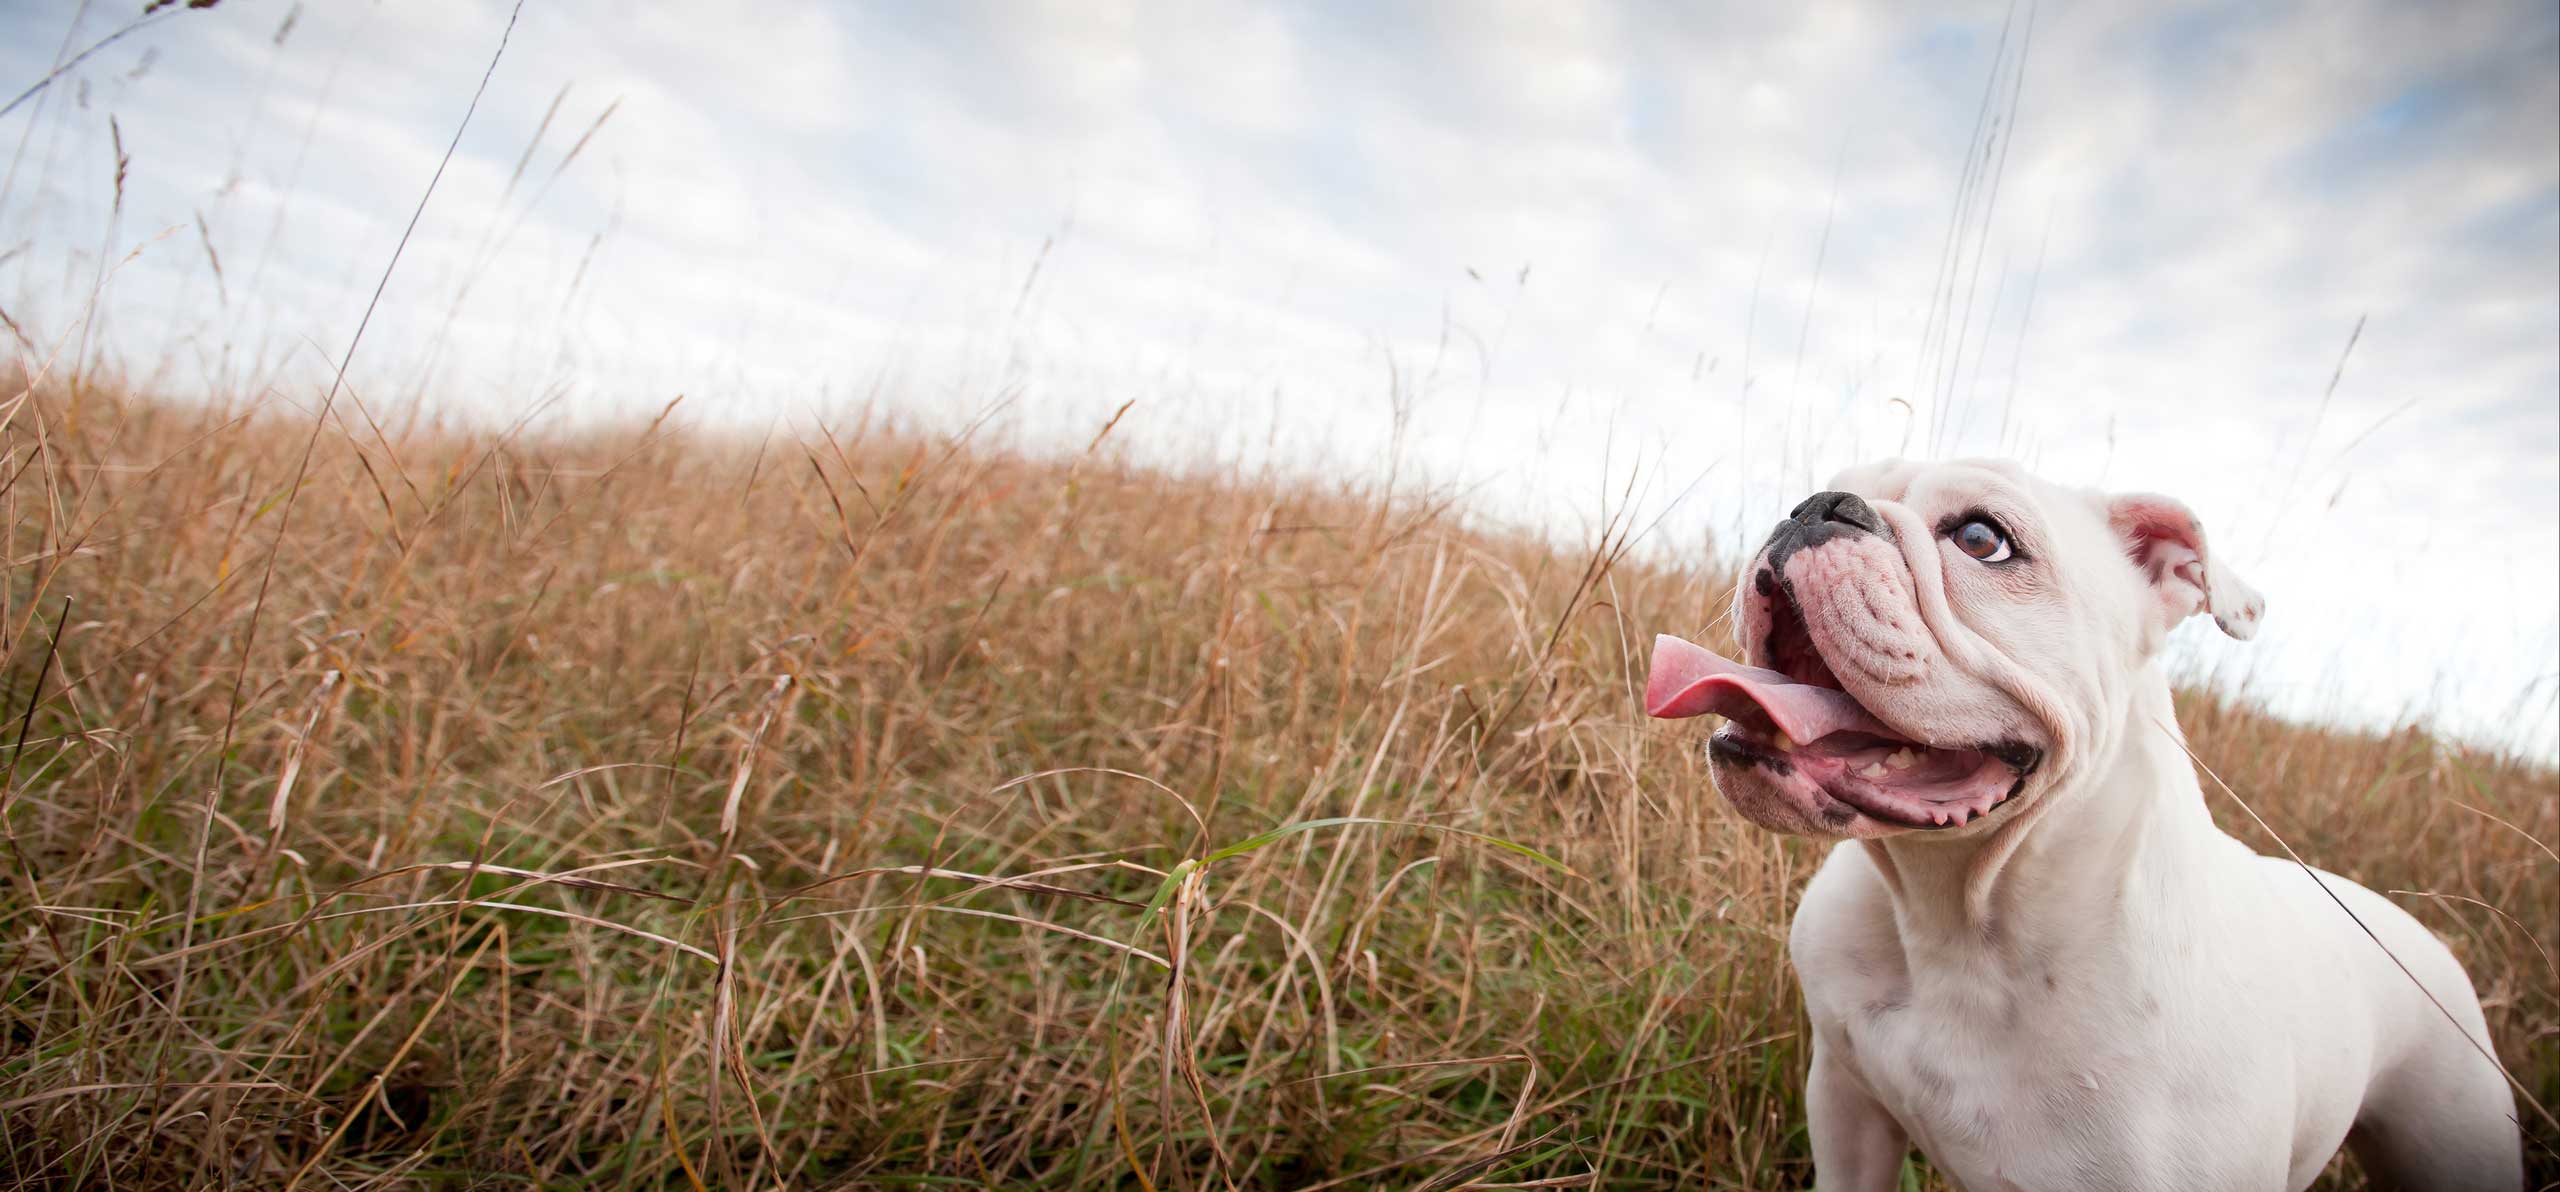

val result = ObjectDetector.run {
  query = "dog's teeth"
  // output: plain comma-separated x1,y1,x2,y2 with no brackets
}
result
1885,749,1916,770
1859,762,1888,778
1774,732,1798,753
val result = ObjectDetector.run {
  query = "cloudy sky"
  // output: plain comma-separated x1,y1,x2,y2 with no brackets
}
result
3,0,2554,754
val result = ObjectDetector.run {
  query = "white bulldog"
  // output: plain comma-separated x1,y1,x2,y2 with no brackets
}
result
1646,459,2522,1191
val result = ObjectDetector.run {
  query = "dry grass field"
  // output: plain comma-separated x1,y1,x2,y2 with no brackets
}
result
0,384,2552,1189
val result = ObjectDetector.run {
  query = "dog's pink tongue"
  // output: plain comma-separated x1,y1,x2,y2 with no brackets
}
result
1643,633,1895,743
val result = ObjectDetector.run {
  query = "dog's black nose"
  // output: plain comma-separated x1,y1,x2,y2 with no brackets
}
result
1789,491,1886,536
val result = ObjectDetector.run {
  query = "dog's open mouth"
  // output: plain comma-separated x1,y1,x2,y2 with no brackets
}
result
1645,605,2039,830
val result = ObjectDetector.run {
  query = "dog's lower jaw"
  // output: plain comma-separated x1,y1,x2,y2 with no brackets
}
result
1856,658,2095,926
1859,682,2165,946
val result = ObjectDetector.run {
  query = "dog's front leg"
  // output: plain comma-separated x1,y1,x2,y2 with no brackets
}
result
1807,1038,1907,1192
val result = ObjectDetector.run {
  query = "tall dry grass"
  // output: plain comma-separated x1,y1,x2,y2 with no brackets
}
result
0,384,2552,1189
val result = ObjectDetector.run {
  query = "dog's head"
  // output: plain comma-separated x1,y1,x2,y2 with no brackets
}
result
1648,458,2262,841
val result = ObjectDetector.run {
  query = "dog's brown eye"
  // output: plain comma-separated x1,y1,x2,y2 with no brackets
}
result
1952,519,2012,562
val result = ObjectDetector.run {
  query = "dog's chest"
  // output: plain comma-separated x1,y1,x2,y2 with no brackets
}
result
1815,960,2263,1188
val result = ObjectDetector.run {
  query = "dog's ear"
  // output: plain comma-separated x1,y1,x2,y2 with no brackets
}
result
2105,493,2263,642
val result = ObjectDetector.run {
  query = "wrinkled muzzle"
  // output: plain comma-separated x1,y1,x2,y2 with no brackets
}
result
1646,495,2040,835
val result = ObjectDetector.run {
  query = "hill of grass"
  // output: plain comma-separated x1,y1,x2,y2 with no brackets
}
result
1,386,2551,1188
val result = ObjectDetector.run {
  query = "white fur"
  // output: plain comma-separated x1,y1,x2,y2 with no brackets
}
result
1730,460,2522,1190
